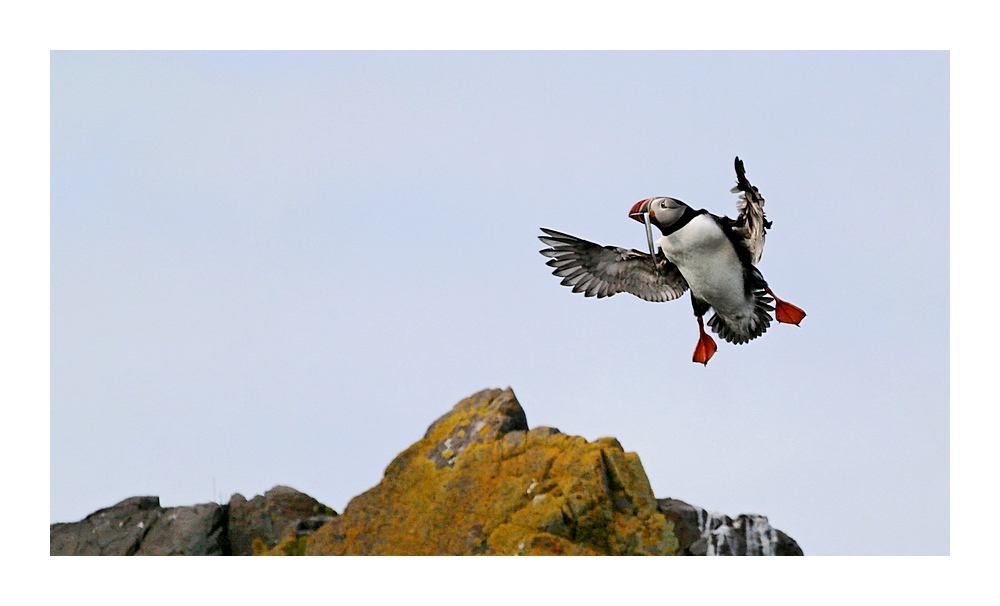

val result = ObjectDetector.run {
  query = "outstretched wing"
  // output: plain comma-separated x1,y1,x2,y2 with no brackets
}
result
538,228,688,302
729,156,772,265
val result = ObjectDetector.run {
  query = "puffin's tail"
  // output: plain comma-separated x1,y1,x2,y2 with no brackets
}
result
707,290,774,345
707,267,774,344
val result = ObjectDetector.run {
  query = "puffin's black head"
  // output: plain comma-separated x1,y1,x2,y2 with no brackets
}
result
629,197,689,234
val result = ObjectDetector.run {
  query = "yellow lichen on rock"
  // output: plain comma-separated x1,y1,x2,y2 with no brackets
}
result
267,388,678,555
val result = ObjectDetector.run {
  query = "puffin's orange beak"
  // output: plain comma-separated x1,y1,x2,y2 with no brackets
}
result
629,199,650,223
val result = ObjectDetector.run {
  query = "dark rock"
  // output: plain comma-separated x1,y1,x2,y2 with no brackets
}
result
50,496,164,555
657,498,705,552
296,515,337,537
658,497,803,556
134,503,228,555
227,485,336,556
51,488,336,556
774,529,805,556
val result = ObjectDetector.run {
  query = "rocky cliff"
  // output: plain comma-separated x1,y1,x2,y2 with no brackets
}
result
51,387,802,556
49,486,336,556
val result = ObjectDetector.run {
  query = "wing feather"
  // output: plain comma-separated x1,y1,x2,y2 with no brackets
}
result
730,156,772,265
538,228,688,303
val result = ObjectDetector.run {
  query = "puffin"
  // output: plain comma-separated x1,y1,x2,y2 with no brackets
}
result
538,156,805,365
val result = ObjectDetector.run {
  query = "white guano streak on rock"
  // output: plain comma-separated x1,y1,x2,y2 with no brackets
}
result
740,515,778,556
696,507,777,556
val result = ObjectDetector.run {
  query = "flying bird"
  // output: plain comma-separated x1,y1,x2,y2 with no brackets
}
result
539,157,805,365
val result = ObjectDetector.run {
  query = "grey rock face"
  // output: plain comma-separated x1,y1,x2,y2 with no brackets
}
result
658,497,803,556
134,503,228,555
227,485,336,556
51,487,335,556
50,496,164,555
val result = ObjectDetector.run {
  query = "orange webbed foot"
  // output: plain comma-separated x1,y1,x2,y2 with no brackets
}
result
692,317,717,365
766,288,807,326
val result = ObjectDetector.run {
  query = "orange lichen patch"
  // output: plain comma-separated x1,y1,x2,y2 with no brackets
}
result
251,538,269,556
273,535,311,556
266,388,678,556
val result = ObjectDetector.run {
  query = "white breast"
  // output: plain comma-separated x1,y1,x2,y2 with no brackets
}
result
657,215,750,318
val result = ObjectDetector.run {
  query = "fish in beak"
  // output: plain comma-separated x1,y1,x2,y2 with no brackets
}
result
629,198,659,260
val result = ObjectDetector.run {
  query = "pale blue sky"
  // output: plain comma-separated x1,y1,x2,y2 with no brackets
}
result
50,51,948,555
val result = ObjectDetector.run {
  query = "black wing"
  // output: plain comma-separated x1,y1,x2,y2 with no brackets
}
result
729,156,772,265
538,228,688,302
